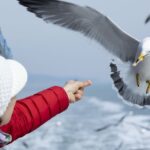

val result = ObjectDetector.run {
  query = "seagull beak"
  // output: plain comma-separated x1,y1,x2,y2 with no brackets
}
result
133,53,145,67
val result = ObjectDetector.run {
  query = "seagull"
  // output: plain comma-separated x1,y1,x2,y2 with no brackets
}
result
17,0,150,106
145,15,150,24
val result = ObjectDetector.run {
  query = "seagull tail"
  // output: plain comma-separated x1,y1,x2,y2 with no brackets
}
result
110,62,150,107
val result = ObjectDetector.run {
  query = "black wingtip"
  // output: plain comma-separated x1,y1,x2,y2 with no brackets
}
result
17,0,51,7
17,0,61,6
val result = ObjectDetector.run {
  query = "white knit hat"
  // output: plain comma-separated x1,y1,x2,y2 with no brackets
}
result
0,56,27,117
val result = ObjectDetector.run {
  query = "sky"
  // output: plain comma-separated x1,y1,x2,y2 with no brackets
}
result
0,0,150,83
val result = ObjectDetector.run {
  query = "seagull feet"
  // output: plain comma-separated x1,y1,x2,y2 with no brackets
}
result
135,74,150,94
136,73,140,87
146,80,150,94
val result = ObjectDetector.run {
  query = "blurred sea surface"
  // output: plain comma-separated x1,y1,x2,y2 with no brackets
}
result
4,75,150,150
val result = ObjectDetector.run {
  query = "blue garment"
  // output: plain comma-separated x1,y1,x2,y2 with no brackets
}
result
0,130,12,146
0,29,13,59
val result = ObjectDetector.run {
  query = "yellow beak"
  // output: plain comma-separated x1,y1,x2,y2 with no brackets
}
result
133,53,145,67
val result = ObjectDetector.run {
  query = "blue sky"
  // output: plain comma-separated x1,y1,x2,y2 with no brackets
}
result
0,0,150,83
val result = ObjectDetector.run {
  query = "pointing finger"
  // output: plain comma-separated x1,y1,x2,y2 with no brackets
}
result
80,80,92,88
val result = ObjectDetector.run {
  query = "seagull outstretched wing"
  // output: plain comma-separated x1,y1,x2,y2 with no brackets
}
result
0,29,13,59
110,62,150,107
18,0,139,62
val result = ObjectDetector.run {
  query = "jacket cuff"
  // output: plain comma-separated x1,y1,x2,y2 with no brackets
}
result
49,86,69,112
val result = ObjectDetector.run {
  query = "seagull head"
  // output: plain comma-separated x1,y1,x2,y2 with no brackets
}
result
133,37,150,67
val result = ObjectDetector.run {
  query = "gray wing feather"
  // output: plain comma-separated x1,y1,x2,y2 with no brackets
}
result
18,0,139,62
0,29,13,59
110,63,150,106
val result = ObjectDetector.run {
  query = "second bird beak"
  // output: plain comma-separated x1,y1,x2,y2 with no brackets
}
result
133,53,145,67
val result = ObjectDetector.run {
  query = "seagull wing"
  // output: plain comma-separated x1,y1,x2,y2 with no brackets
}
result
18,0,139,62
0,29,13,59
110,63,150,107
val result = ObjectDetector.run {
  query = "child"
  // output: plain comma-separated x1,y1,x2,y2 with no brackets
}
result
0,29,92,147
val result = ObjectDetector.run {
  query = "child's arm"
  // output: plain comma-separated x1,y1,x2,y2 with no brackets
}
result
0,86,69,144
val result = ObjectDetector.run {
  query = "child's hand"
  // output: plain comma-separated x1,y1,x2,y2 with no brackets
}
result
63,80,92,103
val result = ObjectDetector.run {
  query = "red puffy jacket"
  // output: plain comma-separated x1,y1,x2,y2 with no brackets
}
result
0,86,69,145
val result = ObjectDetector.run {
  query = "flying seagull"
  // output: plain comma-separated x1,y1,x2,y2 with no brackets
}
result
17,0,150,106
145,15,150,24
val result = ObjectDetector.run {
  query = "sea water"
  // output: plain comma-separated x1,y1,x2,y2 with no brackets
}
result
4,75,150,150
